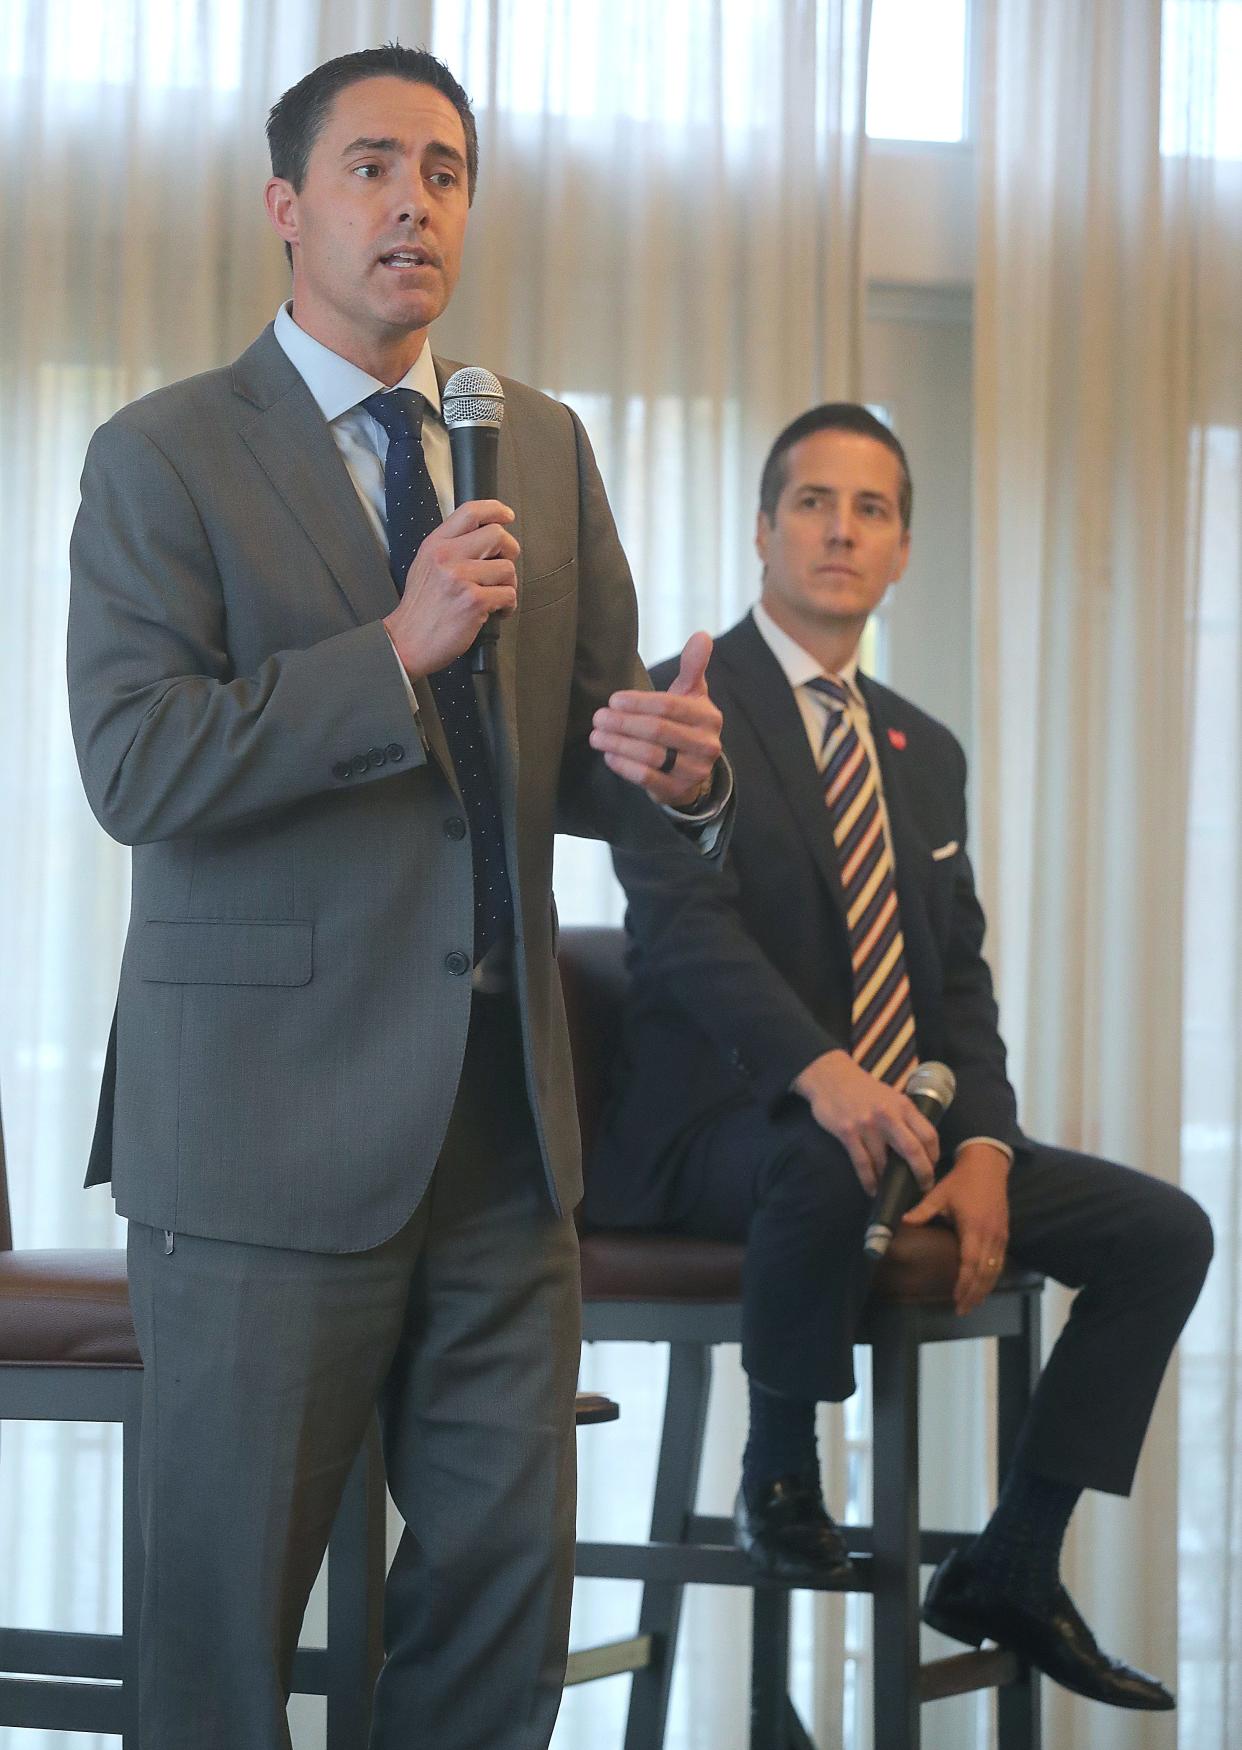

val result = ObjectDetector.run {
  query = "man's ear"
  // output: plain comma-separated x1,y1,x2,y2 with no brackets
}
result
264,177,299,248
891,526,912,584
755,509,772,567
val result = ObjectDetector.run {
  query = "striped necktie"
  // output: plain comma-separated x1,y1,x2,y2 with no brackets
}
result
807,676,917,1087
362,388,513,962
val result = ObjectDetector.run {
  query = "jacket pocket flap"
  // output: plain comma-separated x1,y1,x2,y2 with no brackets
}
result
138,920,313,986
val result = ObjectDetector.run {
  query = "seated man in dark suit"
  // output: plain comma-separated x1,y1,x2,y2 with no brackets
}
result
585,403,1212,1711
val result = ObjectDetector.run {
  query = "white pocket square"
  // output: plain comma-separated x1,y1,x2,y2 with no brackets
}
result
931,840,959,862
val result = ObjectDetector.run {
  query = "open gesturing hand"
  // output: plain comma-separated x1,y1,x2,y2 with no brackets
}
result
589,632,723,809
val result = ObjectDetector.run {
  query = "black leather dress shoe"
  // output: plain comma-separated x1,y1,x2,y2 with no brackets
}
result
923,1550,1175,1711
733,1476,853,1583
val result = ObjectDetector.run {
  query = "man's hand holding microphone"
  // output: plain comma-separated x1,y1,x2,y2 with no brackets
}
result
383,498,519,681
794,1050,1008,1316
793,1050,940,1197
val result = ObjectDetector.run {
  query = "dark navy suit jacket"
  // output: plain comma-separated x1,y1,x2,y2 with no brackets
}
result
587,611,1019,1229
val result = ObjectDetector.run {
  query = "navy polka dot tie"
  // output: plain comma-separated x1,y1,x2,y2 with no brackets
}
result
363,388,513,962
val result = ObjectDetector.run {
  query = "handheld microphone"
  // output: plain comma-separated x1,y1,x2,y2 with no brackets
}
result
862,1060,956,1262
442,366,506,675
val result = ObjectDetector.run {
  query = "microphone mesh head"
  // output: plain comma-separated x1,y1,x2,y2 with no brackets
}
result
904,1059,956,1117
442,366,505,430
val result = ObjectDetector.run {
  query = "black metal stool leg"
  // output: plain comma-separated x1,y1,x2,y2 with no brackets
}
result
325,1418,387,1750
996,1297,1043,1750
121,1372,144,1749
871,1307,922,1750
750,1589,791,1749
624,1341,711,1750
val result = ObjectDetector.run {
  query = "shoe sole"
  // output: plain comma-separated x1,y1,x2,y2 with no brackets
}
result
921,1600,987,1650
738,1544,856,1586
922,1604,1175,1710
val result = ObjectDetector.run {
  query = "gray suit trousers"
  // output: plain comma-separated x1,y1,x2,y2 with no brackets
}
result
126,992,581,1750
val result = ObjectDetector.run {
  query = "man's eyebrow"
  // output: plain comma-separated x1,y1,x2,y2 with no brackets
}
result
791,482,895,506
338,136,467,171
423,138,468,171
340,135,401,157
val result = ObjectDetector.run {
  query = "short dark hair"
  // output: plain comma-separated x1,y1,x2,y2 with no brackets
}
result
267,44,478,200
758,403,913,531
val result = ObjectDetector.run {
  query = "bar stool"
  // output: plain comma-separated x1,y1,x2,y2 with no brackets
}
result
560,925,1044,1750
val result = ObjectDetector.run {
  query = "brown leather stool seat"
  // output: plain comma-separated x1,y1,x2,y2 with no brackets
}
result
0,1248,619,1415
580,1231,745,1303
0,1249,138,1366
581,1221,1036,1311
574,1391,621,1426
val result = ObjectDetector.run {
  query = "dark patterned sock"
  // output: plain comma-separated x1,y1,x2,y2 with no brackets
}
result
967,1466,1082,1603
742,1378,818,1507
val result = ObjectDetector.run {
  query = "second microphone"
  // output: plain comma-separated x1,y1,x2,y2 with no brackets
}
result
862,1060,956,1262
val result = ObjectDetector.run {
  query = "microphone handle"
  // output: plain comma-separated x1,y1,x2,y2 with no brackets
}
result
448,424,503,675
863,1156,920,1261
862,1087,946,1262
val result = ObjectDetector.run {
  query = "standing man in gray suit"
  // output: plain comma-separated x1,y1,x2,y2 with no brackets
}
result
66,44,727,1750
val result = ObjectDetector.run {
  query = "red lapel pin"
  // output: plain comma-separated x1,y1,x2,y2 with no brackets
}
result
887,727,907,750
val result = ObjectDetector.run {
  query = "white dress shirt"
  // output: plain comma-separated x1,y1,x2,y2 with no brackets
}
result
274,299,453,531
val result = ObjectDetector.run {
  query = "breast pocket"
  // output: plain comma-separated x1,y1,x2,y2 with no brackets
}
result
922,843,961,947
137,919,313,986
520,558,575,614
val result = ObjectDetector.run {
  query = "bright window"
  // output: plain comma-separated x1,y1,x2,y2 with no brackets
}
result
1,0,245,89
866,0,969,143
1161,0,1242,158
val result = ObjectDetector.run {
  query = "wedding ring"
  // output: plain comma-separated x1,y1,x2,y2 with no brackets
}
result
659,746,678,774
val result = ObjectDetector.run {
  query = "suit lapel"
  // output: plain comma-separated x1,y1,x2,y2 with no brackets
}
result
858,675,930,919
233,330,484,798
233,329,398,632
719,617,847,917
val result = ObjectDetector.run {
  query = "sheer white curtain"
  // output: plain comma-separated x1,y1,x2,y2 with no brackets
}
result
0,9,300,1746
0,2,871,1746
1166,4,1242,1739
975,1,1242,1745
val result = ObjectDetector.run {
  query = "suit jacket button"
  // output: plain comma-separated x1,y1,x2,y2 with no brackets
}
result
366,745,387,769
445,950,470,976
332,761,352,781
444,816,467,841
386,742,406,762
350,753,369,776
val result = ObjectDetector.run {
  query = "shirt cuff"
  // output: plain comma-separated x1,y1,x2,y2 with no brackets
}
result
954,1136,1015,1166
383,627,420,717
660,756,733,852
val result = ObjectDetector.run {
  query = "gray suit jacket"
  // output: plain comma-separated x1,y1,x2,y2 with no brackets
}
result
68,325,698,1251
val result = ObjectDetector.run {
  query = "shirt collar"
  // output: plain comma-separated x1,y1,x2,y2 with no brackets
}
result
751,601,863,704
273,302,443,424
